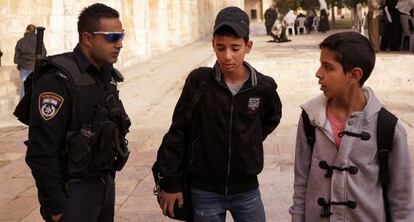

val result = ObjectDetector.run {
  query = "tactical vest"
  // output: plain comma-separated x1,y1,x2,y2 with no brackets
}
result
15,52,131,179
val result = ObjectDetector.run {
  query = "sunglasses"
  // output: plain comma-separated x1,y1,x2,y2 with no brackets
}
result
93,31,125,43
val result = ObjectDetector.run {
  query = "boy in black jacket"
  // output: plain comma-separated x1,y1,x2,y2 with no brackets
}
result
157,6,282,221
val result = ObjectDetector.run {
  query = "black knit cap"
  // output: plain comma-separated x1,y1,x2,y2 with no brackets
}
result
214,6,250,38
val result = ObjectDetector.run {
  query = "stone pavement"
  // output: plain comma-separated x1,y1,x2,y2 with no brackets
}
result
1,23,414,222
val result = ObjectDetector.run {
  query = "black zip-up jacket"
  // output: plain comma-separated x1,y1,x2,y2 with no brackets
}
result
159,61,282,195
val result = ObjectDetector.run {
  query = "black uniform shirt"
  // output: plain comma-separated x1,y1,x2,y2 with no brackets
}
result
26,44,112,215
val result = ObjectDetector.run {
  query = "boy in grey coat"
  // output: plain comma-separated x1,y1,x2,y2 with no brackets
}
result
289,31,414,221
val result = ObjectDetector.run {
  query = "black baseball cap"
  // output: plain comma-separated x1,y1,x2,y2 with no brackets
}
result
214,6,250,38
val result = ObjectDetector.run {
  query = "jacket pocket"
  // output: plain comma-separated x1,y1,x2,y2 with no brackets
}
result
65,131,92,163
65,130,93,177
253,143,264,172
253,131,264,169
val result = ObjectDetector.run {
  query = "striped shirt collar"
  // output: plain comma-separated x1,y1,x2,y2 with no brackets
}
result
213,61,258,86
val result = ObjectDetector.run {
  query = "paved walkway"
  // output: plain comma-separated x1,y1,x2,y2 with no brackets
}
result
1,23,414,222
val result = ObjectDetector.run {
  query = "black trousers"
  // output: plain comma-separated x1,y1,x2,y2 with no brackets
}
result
42,174,115,222
265,24,272,35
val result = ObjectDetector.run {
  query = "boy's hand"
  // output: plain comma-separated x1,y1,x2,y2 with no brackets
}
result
158,190,183,218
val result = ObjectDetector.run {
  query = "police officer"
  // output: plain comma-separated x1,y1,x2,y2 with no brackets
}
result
25,3,130,222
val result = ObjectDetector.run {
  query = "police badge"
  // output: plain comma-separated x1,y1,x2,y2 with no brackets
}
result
247,97,261,114
38,92,64,120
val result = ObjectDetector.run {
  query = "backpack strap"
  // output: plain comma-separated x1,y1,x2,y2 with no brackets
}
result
302,110,316,150
301,110,316,169
49,53,95,86
153,67,212,195
377,107,398,222
185,67,212,120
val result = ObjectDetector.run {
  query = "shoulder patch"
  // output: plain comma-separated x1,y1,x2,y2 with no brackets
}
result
38,92,64,121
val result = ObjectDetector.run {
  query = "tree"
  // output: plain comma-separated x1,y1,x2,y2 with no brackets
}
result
274,0,367,28
330,0,336,28
342,0,367,29
343,0,367,7
302,0,319,9
274,0,302,15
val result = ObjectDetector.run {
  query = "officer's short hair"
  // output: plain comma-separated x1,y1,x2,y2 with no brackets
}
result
77,3,119,41
319,31,375,86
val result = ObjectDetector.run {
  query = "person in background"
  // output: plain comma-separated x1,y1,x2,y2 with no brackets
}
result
296,7,306,18
318,8,330,33
264,4,278,35
14,24,47,98
367,0,384,52
381,0,402,51
270,18,291,43
396,0,414,50
305,9,317,33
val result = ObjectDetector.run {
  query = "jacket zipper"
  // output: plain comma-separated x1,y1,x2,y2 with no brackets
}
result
217,80,255,197
225,97,234,198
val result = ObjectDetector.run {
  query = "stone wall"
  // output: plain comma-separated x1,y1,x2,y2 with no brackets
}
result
0,67,19,121
0,0,243,68
245,0,262,21
0,0,244,126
